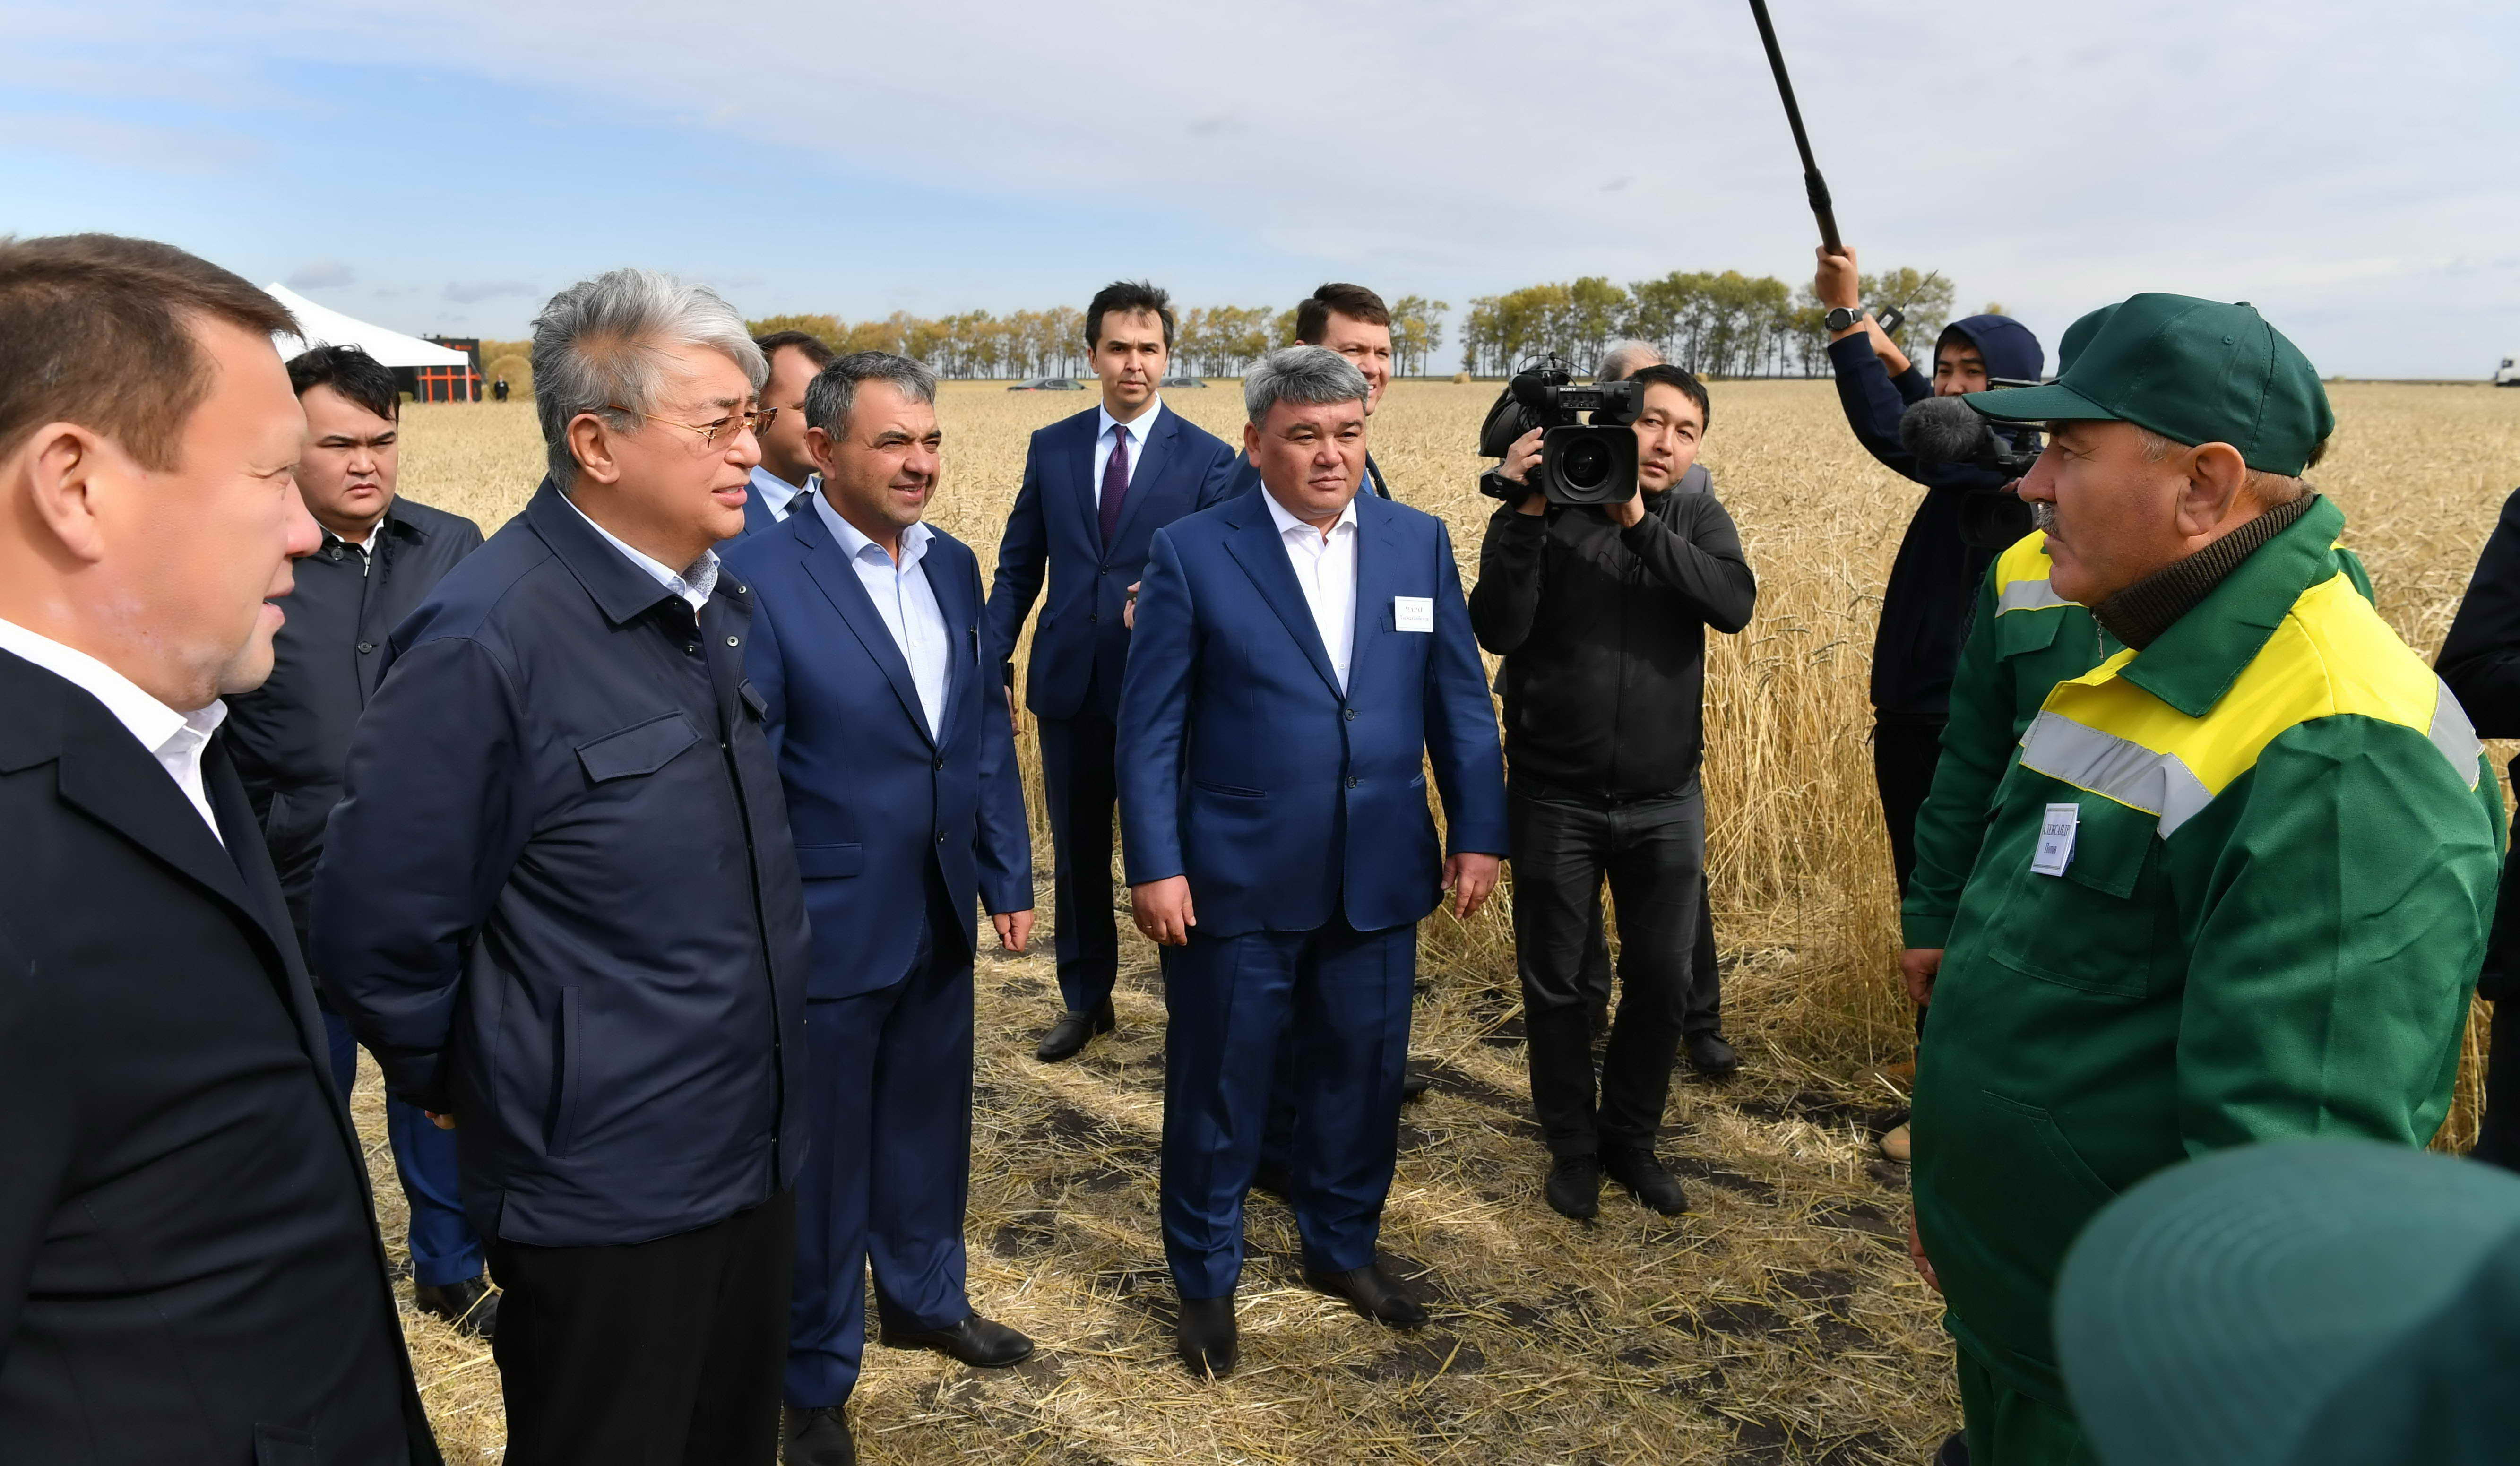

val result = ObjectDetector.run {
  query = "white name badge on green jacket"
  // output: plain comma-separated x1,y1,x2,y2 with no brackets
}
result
1395,596,1433,632
2031,802,2079,876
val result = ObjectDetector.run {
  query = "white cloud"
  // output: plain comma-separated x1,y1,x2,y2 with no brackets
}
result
8,0,2517,373
286,259,356,290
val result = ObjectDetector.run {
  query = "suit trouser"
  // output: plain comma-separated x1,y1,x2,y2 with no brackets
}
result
1037,709,1121,1013
786,903,975,1407
322,1007,483,1288
484,1192,794,1466
1254,874,1716,1173
1510,780,1708,1158
1162,916,1417,1299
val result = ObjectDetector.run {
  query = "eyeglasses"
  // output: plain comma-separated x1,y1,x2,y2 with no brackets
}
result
604,404,777,447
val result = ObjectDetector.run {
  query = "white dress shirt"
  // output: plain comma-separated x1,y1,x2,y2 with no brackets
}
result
0,616,229,843
1261,490,1360,692
563,492,719,612
815,492,950,738
1092,398,1165,506
749,464,806,522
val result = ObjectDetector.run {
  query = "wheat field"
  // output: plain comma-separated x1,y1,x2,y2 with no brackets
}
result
355,379,2520,1464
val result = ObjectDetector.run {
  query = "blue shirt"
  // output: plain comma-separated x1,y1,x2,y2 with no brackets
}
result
814,492,949,738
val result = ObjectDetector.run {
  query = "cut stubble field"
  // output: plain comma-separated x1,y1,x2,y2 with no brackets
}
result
362,379,2520,1463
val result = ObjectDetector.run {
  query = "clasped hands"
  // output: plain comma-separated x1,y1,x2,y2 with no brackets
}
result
1128,854,1501,947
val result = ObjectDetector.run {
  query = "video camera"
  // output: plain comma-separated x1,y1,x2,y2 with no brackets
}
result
1476,355,1645,508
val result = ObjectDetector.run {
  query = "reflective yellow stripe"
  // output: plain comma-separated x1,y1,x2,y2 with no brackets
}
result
2023,572,2480,834
1991,531,2062,616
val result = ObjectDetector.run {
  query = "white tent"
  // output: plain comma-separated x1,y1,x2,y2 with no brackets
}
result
264,283,471,369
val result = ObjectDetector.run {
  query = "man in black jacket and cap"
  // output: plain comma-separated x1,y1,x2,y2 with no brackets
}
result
1814,246,2043,1168
223,345,492,1336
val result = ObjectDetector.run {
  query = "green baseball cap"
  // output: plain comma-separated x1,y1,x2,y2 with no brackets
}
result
2056,1139,2520,1466
1964,293,2335,476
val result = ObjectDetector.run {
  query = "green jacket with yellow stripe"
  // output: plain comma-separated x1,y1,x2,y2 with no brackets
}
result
1901,523,2373,949
1910,496,2502,1409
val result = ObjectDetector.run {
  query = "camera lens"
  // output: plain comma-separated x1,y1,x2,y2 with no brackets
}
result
1561,437,1612,491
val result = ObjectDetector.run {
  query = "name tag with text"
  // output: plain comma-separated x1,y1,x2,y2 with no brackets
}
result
1394,596,1433,633
2031,802,2079,877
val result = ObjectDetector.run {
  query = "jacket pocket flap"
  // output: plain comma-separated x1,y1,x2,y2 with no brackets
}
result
796,842,864,878
1994,607,2065,659
1193,780,1266,799
255,1423,318,1466
739,680,769,720
576,711,702,783
2061,795,2153,900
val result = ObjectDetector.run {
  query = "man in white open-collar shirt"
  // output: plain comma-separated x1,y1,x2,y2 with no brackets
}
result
0,233,436,1463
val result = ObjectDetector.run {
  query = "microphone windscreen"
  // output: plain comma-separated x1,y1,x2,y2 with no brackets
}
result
1899,395,1991,467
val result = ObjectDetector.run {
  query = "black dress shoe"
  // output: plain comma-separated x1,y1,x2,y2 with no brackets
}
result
1683,1032,1742,1076
414,1276,498,1339
1035,999,1115,1062
1252,1160,1294,1200
781,1405,855,1466
1401,1069,1433,1103
1303,1263,1429,1329
1177,1294,1238,1379
1602,1147,1690,1216
880,1312,1034,1367
1934,1429,1970,1466
1545,1153,1602,1220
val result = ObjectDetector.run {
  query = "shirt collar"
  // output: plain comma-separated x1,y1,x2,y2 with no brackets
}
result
0,615,225,760
749,464,804,520
2115,494,2349,718
1262,487,1359,544
813,489,931,572
560,490,720,612
1097,397,1164,443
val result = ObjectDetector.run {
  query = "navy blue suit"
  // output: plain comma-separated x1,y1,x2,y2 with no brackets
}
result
724,502,1032,1409
984,402,1236,1013
1117,488,1507,1297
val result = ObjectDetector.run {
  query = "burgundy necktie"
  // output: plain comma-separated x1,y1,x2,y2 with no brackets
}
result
1098,424,1130,545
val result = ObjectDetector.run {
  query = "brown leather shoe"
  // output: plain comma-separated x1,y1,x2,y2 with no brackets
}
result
1880,1122,1914,1163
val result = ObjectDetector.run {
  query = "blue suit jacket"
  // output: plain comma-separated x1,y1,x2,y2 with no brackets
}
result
1116,490,1508,938
984,404,1238,722
725,503,1033,1000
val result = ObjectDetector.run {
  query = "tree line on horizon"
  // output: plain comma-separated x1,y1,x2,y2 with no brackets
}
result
474,266,1965,388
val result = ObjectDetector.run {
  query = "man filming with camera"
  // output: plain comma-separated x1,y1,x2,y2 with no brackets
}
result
1469,365,1756,1219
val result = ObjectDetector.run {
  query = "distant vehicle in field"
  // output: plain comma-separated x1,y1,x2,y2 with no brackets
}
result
1008,377,1085,391
1159,375,1208,388
2497,355,2519,387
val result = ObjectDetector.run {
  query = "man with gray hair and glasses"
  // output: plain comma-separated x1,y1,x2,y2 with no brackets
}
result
317,269,812,1465
1118,346,1508,1379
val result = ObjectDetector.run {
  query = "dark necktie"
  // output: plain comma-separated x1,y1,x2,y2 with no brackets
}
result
1098,424,1130,545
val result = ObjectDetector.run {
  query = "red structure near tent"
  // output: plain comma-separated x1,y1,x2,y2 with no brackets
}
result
417,336,483,403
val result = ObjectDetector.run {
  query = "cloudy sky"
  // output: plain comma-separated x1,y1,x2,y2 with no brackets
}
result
7,1,2516,377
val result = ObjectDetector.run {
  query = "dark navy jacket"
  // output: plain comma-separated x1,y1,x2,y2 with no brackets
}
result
222,496,482,959
984,403,1238,722
1116,490,1509,937
313,480,811,1248
2438,484,2520,1003
1829,313,2043,718
724,501,1032,1000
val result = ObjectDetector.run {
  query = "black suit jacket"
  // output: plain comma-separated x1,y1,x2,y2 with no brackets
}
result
222,497,483,958
2437,484,2520,1002
0,651,435,1464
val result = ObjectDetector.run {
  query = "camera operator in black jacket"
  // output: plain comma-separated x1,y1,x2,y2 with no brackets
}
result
1471,364,1757,1221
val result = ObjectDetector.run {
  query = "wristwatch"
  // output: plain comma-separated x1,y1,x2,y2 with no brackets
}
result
1824,305,1864,333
